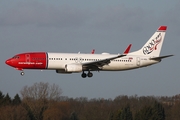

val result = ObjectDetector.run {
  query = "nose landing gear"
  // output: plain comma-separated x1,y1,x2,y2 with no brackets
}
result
20,71,25,76
15,68,24,76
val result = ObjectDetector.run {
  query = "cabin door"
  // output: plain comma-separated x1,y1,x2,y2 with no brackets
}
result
136,57,141,67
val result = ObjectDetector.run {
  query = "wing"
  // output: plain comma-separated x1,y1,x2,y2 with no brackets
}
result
82,44,132,70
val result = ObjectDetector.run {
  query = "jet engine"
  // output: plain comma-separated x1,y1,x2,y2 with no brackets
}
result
56,69,72,74
65,64,82,72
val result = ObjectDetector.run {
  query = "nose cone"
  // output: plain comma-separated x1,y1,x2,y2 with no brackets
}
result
5,59,11,66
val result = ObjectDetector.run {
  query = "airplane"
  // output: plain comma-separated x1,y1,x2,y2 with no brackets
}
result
5,26,173,78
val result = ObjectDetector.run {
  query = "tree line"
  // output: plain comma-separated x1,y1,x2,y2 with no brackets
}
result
0,82,180,120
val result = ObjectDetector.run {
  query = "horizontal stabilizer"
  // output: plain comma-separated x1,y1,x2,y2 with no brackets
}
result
150,55,174,60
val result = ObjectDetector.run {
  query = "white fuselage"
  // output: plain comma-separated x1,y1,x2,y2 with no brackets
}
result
47,53,159,71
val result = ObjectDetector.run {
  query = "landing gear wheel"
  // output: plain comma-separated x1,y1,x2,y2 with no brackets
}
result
20,72,25,76
81,72,87,78
87,72,93,77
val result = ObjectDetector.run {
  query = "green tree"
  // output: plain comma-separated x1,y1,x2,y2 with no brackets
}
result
0,91,5,106
134,101,165,120
109,112,114,120
120,105,133,120
12,94,21,105
70,112,79,120
151,101,165,120
113,109,122,120
134,106,153,120
109,105,132,120
3,93,12,106
0,91,4,99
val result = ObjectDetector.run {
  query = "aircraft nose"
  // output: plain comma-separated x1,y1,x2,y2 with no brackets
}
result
5,59,11,66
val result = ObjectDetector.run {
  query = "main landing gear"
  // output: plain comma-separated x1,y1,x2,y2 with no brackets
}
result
81,71,93,78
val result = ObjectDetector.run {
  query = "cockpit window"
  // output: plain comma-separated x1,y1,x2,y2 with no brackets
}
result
12,56,20,59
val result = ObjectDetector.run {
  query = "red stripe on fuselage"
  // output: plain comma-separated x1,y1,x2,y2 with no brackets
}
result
7,52,47,69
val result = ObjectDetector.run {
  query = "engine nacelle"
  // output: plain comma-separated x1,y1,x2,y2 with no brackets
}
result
56,69,72,74
65,64,82,72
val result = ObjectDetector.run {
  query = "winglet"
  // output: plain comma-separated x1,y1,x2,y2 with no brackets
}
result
91,49,95,54
123,44,132,54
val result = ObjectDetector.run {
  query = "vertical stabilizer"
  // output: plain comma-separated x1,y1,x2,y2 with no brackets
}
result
130,26,167,57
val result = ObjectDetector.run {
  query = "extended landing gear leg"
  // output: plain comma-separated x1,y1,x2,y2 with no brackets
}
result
20,71,25,76
81,71,87,78
87,71,93,78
